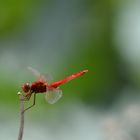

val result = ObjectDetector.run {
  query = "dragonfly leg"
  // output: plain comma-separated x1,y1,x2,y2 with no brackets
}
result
20,93,32,101
24,93,36,112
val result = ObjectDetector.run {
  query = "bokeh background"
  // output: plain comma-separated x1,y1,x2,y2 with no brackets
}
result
1,0,140,139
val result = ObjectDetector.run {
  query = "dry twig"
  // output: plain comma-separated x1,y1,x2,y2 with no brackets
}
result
17,92,25,140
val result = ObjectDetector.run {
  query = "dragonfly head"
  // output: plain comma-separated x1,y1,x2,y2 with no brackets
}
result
22,83,31,93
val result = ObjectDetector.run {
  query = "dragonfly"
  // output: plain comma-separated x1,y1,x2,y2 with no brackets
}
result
18,67,88,112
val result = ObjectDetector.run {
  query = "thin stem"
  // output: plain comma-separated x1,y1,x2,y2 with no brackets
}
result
18,95,25,140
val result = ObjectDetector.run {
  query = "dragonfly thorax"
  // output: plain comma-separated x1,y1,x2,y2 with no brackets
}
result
30,81,46,93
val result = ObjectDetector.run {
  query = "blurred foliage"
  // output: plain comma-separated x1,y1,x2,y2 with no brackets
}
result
0,0,44,36
1,0,140,139
0,0,137,108
60,0,127,106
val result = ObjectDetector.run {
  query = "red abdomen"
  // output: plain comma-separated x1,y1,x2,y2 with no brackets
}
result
49,70,88,88
31,81,46,93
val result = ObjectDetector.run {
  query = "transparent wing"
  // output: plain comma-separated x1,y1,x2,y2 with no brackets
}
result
28,66,47,82
28,66,41,77
45,88,63,104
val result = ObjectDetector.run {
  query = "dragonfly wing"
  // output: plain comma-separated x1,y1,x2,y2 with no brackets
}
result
28,66,41,77
28,66,47,82
42,73,53,82
45,88,63,104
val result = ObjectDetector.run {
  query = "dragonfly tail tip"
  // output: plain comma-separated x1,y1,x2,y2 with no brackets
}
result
83,69,88,73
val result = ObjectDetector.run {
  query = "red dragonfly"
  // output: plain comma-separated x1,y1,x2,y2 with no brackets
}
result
18,67,88,111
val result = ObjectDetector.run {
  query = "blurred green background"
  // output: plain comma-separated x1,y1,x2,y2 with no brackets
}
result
1,0,140,140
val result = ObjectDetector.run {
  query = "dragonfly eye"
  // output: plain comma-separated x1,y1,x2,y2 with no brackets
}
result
22,83,30,93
